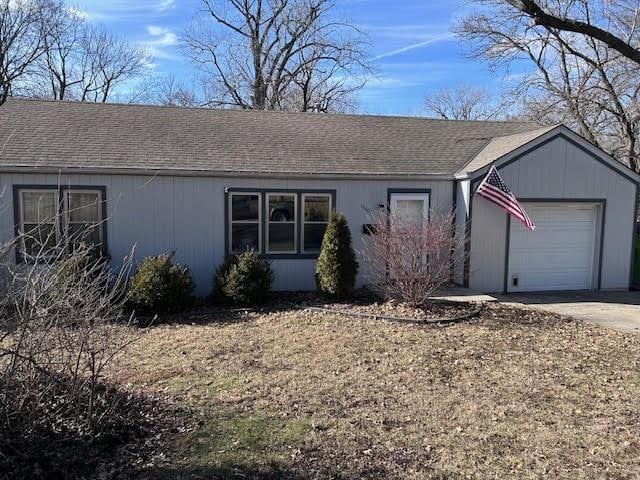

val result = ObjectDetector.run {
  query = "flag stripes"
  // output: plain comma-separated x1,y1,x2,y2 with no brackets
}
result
475,165,535,231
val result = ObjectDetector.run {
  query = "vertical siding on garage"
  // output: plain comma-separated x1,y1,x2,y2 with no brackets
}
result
0,173,453,295
469,136,637,292
469,195,508,291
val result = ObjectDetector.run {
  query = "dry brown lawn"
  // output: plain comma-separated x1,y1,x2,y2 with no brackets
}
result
109,304,640,479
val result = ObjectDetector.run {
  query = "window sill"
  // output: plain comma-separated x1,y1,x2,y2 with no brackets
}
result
261,253,320,260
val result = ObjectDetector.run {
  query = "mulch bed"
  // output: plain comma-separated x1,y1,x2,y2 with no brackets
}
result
147,289,482,325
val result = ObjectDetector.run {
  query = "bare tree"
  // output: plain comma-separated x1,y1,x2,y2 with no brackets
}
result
456,0,640,173
0,206,139,440
424,85,505,120
182,0,370,112
360,209,467,307
0,0,61,106
77,26,149,103
133,73,202,107
501,0,640,65
14,4,149,103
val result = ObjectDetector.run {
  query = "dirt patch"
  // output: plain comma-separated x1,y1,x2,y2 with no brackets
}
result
109,303,640,479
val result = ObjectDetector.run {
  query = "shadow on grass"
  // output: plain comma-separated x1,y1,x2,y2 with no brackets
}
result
140,462,395,480
0,377,174,480
138,463,312,480
135,307,257,327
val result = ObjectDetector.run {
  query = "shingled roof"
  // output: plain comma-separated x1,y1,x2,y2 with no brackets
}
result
0,98,550,178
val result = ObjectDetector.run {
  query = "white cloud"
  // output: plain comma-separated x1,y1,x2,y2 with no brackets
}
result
371,34,454,61
147,25,172,37
157,0,175,11
143,25,179,61
76,0,177,21
363,24,453,41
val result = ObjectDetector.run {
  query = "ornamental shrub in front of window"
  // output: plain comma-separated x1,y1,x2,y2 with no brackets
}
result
315,212,358,300
215,251,274,305
129,253,194,314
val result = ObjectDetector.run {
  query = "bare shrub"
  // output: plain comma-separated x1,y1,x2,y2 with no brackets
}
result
0,211,141,462
361,209,467,307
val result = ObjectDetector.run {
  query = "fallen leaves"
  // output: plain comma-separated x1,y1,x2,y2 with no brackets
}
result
107,302,640,480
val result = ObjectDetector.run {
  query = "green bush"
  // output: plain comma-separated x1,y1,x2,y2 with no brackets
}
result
217,251,273,305
315,212,358,300
212,255,238,301
129,253,194,314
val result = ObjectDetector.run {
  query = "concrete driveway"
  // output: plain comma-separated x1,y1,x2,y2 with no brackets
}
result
495,291,640,333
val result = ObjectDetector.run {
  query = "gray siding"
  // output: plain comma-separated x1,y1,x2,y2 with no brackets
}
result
469,136,637,292
0,173,453,295
453,179,470,285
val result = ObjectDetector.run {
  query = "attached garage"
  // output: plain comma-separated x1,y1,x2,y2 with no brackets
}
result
463,126,640,294
506,202,600,292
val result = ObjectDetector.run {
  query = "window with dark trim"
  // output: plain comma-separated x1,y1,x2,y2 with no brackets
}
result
226,189,336,257
302,193,332,253
63,190,104,249
19,190,58,257
228,192,261,253
14,186,107,260
266,193,297,254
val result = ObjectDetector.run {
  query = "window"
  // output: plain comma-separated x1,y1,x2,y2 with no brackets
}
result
302,194,332,253
16,186,106,260
64,190,104,248
266,193,296,253
19,190,58,257
229,192,261,253
389,192,430,224
226,189,335,257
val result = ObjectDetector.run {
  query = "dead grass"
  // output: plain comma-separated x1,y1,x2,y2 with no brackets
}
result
109,304,640,479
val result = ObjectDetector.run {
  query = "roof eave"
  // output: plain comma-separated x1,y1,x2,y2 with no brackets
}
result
0,165,456,181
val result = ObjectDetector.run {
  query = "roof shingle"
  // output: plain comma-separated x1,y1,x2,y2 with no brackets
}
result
0,98,548,177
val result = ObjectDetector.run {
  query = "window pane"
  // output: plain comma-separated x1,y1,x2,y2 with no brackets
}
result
67,223,101,246
268,195,295,222
304,196,330,222
68,192,100,222
231,195,259,221
22,191,56,223
395,199,424,222
23,223,57,256
304,223,327,252
231,224,259,252
268,224,295,252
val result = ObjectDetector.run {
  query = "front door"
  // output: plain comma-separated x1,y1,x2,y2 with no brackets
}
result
389,192,430,223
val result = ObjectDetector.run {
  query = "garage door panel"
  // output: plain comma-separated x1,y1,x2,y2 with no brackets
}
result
518,271,592,291
507,203,597,292
511,233,593,247
510,255,593,271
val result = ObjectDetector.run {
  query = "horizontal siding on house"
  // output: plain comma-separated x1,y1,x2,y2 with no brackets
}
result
0,173,453,295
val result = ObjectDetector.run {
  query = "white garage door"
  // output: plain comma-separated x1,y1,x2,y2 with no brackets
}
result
507,203,597,292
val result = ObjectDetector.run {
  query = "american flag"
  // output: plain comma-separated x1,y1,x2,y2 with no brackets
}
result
475,165,536,231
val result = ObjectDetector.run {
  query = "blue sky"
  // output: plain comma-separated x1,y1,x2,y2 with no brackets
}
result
75,0,505,115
